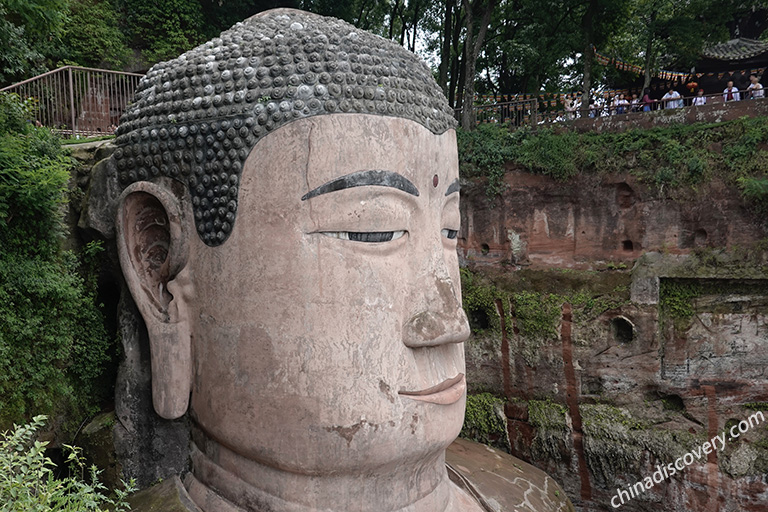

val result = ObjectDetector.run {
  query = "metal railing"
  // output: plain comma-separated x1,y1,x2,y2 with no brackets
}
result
536,91,760,124
460,89,766,127
457,98,540,128
1,66,143,138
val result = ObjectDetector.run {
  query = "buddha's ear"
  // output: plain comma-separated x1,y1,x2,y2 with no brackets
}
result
116,180,194,420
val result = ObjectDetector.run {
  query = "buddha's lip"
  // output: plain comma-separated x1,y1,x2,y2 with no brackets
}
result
398,373,465,405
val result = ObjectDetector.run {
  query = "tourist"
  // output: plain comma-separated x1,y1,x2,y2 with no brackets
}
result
616,93,629,114
589,98,598,118
572,94,582,117
564,93,575,119
641,89,655,112
692,89,707,106
747,74,764,99
610,93,619,114
662,87,682,109
723,80,741,101
630,93,640,112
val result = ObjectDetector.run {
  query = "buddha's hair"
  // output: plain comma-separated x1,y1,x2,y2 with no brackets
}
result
111,8,457,246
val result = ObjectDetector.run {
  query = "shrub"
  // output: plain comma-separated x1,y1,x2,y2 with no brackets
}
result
0,93,36,136
0,415,135,511
0,93,115,430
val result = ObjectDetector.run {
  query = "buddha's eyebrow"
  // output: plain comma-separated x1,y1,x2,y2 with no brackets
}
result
301,170,420,201
445,179,460,196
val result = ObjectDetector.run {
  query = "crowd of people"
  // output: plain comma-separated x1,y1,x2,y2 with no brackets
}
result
559,74,764,119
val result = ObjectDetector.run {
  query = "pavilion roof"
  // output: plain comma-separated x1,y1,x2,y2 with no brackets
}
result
702,38,768,61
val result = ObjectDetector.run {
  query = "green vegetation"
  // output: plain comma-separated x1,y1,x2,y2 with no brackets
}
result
0,93,116,430
0,0,67,83
119,0,205,64
459,267,502,333
458,118,768,200
658,264,768,330
529,398,568,430
0,415,135,510
659,280,701,322
61,134,115,145
511,291,562,340
460,393,508,450
460,267,631,364
528,398,569,461
59,0,132,69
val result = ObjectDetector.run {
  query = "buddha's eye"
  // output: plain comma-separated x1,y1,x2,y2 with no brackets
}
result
322,230,406,242
442,229,458,240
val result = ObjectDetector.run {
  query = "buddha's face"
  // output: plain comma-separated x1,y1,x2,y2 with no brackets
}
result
185,114,469,473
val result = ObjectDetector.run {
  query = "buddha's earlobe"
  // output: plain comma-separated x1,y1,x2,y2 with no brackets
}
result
116,180,194,419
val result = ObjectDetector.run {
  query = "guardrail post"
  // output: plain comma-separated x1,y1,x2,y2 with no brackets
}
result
68,67,76,137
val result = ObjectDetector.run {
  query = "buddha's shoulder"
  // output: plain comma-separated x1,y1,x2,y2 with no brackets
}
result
446,438,575,512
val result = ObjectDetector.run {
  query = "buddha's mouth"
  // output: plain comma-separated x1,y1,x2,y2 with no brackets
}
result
398,373,465,405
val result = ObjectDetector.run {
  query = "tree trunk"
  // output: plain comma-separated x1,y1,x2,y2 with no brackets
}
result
581,41,593,115
642,13,657,91
580,0,598,115
460,0,496,130
388,0,402,40
448,10,464,108
438,0,454,95
455,43,467,109
409,4,420,52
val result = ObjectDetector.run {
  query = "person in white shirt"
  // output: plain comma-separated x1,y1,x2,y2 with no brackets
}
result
747,74,764,99
615,93,629,114
723,80,741,101
662,88,682,108
692,89,707,106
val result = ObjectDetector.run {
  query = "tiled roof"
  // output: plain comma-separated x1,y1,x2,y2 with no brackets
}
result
702,38,768,61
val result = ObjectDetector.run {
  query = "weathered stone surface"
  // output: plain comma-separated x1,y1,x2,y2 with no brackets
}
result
69,140,191,490
112,289,191,489
126,475,201,512
78,411,121,491
66,139,115,166
460,169,768,512
78,149,120,238
447,438,575,512
459,171,766,270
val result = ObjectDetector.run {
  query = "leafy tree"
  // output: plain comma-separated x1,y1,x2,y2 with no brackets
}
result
57,0,132,69
459,0,495,129
478,0,583,96
117,0,206,64
200,0,298,39
0,93,115,430
0,0,67,84
577,0,632,109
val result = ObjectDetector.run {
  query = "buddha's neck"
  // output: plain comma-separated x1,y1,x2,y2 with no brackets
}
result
184,427,456,512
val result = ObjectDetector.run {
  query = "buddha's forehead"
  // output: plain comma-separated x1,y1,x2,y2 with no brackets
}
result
300,115,457,190
238,115,458,204
110,8,456,247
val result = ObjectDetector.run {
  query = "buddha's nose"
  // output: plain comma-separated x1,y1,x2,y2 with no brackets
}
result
402,258,470,348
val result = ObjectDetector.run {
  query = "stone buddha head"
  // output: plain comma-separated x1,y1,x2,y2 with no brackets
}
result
112,9,478,511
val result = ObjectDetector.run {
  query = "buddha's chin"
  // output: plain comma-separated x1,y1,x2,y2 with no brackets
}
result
194,403,463,476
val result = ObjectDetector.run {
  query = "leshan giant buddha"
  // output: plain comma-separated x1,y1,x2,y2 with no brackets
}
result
110,8,543,512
